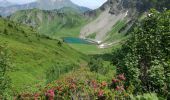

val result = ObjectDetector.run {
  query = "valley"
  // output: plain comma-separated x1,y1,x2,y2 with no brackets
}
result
0,0,169,99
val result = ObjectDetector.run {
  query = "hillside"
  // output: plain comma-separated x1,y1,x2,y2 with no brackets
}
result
0,17,88,93
9,8,89,38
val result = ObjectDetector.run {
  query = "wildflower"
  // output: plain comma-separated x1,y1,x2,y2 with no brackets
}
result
101,81,107,87
115,86,121,91
45,89,55,100
120,85,125,91
34,93,39,100
98,90,104,97
118,74,126,81
91,80,98,89
116,85,124,91
112,78,119,83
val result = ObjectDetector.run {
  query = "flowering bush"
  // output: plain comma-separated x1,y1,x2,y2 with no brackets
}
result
16,71,130,100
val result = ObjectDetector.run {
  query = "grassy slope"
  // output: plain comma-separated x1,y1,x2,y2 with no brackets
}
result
0,18,88,92
104,20,127,42
68,44,120,55
9,8,88,38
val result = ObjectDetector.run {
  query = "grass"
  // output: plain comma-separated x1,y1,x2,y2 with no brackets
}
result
104,20,127,42
0,18,88,93
68,44,121,55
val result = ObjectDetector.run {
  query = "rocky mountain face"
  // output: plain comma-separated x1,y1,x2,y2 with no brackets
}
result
0,0,90,16
80,0,169,41
101,0,170,14
80,0,136,41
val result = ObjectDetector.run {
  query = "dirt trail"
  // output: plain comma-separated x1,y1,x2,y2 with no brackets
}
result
80,8,127,41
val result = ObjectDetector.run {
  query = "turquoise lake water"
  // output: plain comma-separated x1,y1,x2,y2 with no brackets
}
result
63,37,91,44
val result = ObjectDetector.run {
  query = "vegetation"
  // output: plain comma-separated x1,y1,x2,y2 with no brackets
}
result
68,44,116,55
112,9,170,98
140,0,170,11
46,62,78,83
88,58,110,75
104,20,128,43
16,67,131,100
0,0,169,99
0,17,88,94
86,33,96,39
0,44,11,98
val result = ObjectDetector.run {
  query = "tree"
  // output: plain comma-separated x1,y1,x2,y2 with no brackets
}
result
113,9,170,95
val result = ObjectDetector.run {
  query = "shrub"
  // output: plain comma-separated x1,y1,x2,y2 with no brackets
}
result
18,72,130,100
88,58,110,75
130,93,159,100
88,58,103,73
46,62,78,83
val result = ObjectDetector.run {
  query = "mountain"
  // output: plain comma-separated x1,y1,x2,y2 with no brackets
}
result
80,0,133,42
38,0,89,11
80,0,170,42
0,0,14,7
0,0,90,16
0,2,38,16
9,8,89,37
38,0,75,10
0,17,87,92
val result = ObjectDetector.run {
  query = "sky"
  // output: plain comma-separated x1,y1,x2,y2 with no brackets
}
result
1,0,107,9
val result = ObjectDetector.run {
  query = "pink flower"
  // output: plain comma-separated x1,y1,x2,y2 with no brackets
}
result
91,80,98,89
101,81,107,87
112,78,119,83
45,89,55,100
118,74,126,81
34,93,39,100
120,85,125,91
116,86,121,91
116,85,124,91
98,90,104,97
